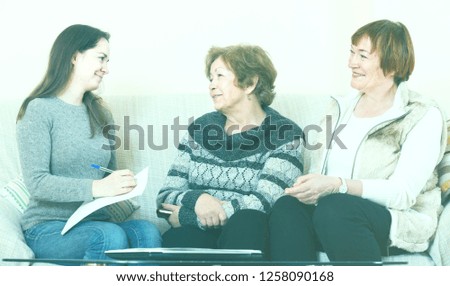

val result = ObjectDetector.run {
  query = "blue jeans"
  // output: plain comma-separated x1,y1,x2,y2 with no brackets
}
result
24,219,162,263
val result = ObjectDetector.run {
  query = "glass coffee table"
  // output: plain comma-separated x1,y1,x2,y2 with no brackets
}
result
2,257,407,266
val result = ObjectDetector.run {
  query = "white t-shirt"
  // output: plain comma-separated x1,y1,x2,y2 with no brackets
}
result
326,113,386,178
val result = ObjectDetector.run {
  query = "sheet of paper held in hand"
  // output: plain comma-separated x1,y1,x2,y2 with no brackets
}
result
61,167,149,235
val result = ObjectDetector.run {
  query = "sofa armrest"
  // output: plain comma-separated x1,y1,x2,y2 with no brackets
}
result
0,198,34,265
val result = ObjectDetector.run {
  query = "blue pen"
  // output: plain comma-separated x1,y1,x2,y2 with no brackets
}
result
91,164,114,174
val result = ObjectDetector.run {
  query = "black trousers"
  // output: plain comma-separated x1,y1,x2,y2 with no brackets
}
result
162,209,269,257
269,194,392,261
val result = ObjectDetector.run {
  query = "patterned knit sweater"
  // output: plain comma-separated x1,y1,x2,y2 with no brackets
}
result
157,107,304,228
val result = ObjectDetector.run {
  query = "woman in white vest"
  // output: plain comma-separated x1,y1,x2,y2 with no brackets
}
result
269,19,447,262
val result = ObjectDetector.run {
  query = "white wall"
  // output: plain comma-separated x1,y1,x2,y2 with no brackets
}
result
1,0,449,113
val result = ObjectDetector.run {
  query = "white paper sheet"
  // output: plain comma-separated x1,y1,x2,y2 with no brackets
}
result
61,167,149,235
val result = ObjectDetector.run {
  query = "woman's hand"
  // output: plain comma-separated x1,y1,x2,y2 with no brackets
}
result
285,174,340,205
195,194,227,228
92,169,136,198
162,203,182,228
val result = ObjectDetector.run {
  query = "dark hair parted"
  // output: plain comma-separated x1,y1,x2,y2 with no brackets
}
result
17,24,111,136
352,19,415,85
205,45,277,106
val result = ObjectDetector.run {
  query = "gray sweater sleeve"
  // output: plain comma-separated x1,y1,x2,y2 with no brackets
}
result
16,99,95,203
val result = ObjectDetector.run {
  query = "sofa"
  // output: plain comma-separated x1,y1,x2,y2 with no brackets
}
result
1,92,448,266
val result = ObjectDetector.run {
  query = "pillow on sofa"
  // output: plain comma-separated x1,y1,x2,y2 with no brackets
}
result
438,121,450,205
1,177,30,213
107,199,141,222
0,177,140,222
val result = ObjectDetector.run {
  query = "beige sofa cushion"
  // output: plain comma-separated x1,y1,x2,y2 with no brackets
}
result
106,93,212,232
0,92,441,265
105,93,329,232
0,98,22,187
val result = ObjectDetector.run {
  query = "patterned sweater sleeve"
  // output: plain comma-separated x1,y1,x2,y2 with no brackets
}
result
221,138,303,219
156,133,202,226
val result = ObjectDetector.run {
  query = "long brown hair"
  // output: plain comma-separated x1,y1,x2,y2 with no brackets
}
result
17,24,111,136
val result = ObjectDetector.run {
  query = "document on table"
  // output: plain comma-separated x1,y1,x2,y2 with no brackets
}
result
61,167,149,235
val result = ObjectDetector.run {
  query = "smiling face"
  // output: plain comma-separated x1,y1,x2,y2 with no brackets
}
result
208,57,248,113
348,36,394,94
71,37,110,92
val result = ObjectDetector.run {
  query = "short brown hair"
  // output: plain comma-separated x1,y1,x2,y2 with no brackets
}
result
205,45,277,106
352,19,415,85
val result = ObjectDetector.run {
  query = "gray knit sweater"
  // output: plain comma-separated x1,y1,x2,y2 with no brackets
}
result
157,107,304,228
16,97,116,231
